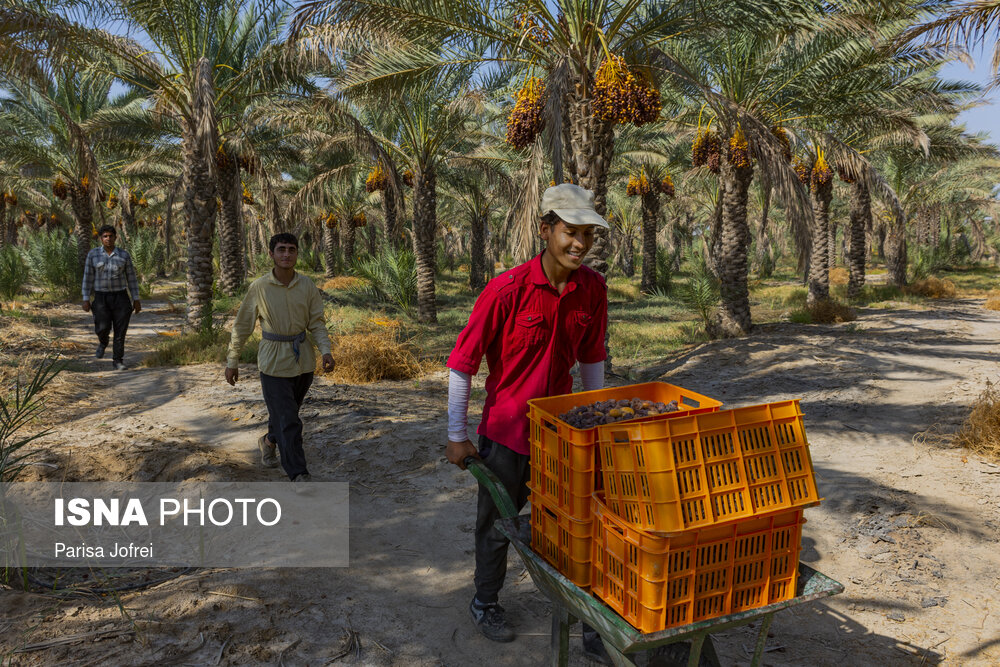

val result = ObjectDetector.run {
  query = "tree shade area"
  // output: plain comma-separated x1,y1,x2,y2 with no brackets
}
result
0,0,998,333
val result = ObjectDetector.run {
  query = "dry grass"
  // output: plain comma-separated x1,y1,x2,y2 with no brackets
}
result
829,267,849,286
984,290,1000,311
953,380,1000,462
320,276,366,292
321,320,424,383
807,299,857,324
905,277,957,299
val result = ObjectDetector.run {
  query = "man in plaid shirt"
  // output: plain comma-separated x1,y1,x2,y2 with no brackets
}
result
81,225,141,370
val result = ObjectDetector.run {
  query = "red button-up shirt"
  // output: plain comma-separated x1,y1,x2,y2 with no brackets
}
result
447,254,608,455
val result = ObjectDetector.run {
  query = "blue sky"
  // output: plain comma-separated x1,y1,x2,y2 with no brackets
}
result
939,49,998,147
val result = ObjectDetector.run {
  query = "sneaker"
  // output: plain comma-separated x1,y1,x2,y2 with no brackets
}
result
113,361,126,371
292,473,311,482
95,343,106,359
469,598,515,643
257,435,279,468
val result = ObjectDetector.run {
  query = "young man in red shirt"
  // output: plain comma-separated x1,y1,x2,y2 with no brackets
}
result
445,184,610,660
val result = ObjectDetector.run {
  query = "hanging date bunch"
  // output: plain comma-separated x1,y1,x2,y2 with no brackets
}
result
727,125,750,169
625,172,652,197
215,146,231,170
505,77,546,149
514,12,550,46
352,212,367,228
238,153,256,175
660,173,675,198
365,164,388,192
3,192,16,205
836,164,856,184
325,213,338,229
52,177,68,200
811,149,832,191
792,157,811,185
106,192,119,209
593,54,661,126
138,195,148,208
80,175,90,191
692,128,721,174
241,183,254,205
402,169,414,188
772,126,792,163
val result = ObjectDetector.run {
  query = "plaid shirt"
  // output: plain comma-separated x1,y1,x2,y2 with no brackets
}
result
82,246,140,301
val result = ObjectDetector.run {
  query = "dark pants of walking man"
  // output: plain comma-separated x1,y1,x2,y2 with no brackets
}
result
91,290,133,364
260,372,314,480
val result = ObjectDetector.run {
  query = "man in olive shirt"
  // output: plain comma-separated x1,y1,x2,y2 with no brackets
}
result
226,233,335,482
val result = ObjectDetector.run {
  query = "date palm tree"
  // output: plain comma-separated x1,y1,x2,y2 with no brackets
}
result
294,0,715,275
16,0,330,325
0,69,113,271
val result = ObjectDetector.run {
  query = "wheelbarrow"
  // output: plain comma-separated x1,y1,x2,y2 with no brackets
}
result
465,457,844,667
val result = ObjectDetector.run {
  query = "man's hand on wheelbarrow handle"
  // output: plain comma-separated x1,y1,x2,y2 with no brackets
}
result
446,438,479,469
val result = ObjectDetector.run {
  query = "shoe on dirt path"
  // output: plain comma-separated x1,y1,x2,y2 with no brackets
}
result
257,434,279,468
113,361,126,371
469,598,515,643
292,473,311,482
95,343,106,359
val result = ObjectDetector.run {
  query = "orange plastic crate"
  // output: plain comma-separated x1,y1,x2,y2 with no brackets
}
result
591,493,804,633
528,383,723,522
529,491,593,589
597,400,820,532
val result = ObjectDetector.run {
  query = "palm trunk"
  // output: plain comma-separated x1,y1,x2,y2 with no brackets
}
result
886,223,907,287
470,210,487,291
0,199,6,249
120,195,135,243
343,217,357,266
69,184,93,271
828,221,837,267
716,158,754,337
970,217,987,262
384,191,401,250
565,95,615,275
412,167,438,323
621,232,635,277
807,181,833,305
847,180,870,299
216,154,245,295
640,191,659,293
183,58,219,329
323,223,338,277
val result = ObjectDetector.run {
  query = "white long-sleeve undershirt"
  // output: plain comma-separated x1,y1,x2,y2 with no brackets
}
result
447,362,605,442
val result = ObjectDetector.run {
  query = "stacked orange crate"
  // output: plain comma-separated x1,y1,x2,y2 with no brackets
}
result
589,400,821,632
526,383,722,589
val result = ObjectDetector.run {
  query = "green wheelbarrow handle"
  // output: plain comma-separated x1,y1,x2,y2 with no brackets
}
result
464,456,518,519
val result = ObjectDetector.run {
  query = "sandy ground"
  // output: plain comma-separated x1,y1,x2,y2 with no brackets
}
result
2,294,999,666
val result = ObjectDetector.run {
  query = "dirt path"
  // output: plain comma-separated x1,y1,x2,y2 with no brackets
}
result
3,297,1000,666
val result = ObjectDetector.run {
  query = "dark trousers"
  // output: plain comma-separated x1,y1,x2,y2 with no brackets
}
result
91,290,132,363
473,435,603,648
260,372,314,480
474,436,531,604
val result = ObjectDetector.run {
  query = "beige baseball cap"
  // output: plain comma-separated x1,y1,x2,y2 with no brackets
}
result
540,184,609,229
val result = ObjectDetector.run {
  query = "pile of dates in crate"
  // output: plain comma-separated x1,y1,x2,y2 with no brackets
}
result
558,398,679,429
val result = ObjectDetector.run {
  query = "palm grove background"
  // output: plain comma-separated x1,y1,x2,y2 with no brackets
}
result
1,0,999,342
